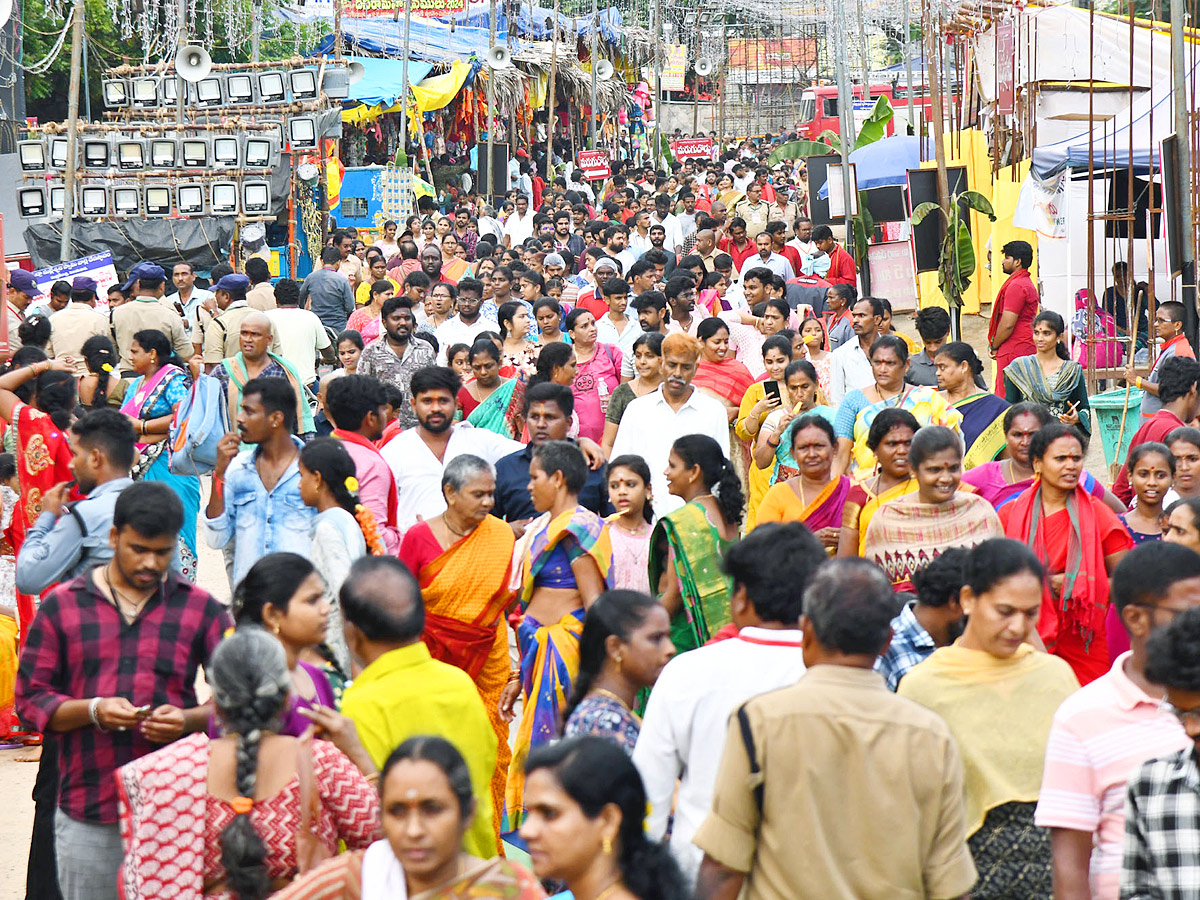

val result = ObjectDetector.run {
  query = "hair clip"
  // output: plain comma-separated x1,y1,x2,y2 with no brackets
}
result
230,796,254,815
345,476,359,492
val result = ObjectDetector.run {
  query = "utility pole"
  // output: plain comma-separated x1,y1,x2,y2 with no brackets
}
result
59,0,85,260
833,0,855,256
589,0,598,149
902,0,914,134
400,0,412,161
546,0,559,175
1171,0,1196,347
651,0,662,169
926,11,954,334
486,0,497,200
251,9,262,62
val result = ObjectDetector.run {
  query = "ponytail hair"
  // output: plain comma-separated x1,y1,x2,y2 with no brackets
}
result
671,434,745,527
1033,310,1071,361
132,328,188,372
299,437,386,555
81,335,118,409
525,736,690,900
208,627,291,900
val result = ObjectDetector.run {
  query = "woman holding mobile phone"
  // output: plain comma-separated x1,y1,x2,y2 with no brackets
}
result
735,335,794,527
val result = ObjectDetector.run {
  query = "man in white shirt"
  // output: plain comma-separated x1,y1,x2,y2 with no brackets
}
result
381,366,523,530
434,278,498,362
827,296,884,405
649,194,684,253
594,277,642,360
267,279,335,388
164,262,215,333
633,522,826,886
787,216,818,259
502,195,534,248
610,333,729,518
737,232,795,282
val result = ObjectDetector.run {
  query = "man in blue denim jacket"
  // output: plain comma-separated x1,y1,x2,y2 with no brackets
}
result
203,375,313,587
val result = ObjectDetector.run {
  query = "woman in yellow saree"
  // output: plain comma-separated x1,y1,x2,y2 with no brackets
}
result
837,407,920,557
397,454,515,841
501,441,611,832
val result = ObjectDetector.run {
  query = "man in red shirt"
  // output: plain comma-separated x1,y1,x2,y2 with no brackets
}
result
1112,355,1200,504
987,240,1039,395
812,225,857,287
718,217,756,273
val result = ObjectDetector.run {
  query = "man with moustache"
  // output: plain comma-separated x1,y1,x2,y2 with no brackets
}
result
357,296,437,429
381,366,524,531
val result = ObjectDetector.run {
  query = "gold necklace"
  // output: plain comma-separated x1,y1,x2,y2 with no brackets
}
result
593,880,625,900
592,687,632,711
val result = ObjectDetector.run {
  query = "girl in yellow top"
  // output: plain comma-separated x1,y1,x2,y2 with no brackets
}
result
899,538,1078,900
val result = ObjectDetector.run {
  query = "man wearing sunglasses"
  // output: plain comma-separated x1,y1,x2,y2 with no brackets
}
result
1036,541,1200,900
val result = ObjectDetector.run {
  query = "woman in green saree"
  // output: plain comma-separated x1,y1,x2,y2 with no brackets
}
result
649,434,745,652
1003,311,1090,435
457,339,526,440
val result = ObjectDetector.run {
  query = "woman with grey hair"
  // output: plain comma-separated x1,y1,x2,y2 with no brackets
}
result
398,453,516,835
116,626,381,900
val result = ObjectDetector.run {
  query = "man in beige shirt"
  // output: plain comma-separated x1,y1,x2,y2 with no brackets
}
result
244,258,278,311
109,262,193,374
48,276,108,375
334,230,363,291
693,559,977,900
733,181,771,239
5,268,39,358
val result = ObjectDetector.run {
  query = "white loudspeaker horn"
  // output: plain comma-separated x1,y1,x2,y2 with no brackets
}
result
347,61,366,84
695,58,714,77
0,0,13,29
487,46,512,69
176,45,212,83
595,59,615,80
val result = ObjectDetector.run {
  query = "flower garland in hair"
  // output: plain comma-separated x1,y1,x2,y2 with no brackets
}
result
345,476,386,556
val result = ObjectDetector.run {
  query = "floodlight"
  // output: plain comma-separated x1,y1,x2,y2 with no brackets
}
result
181,138,209,168
144,185,172,216
259,120,285,144
242,181,270,214
112,186,141,216
287,116,318,150
211,181,239,215
288,68,318,100
131,77,159,108
49,138,68,169
258,71,286,103
116,139,145,171
194,76,223,107
102,78,128,108
17,186,46,218
226,73,254,104
212,136,240,168
161,77,179,104
150,139,177,169
322,66,350,100
244,137,274,168
177,183,205,215
48,183,65,215
82,139,111,169
18,140,46,173
79,185,108,216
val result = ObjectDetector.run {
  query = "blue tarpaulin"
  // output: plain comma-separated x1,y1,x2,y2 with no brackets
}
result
441,5,623,43
344,55,434,106
303,12,521,61
816,135,935,199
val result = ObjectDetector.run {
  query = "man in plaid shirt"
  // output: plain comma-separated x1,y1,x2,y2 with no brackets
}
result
1123,604,1200,900
17,482,230,900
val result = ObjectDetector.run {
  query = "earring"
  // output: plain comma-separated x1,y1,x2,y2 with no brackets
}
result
272,625,280,636
602,836,613,855
615,654,623,673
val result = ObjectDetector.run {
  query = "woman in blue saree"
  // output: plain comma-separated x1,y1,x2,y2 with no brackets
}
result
935,342,1010,469
119,329,201,579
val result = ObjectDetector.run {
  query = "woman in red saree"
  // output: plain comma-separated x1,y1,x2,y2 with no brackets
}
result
692,316,756,481
0,356,76,646
397,453,515,842
1000,422,1132,685
753,414,848,556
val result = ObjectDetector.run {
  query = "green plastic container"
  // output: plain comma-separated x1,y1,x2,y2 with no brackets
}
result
1091,387,1145,469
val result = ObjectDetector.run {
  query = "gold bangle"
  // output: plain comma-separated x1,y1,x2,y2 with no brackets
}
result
1135,377,1143,389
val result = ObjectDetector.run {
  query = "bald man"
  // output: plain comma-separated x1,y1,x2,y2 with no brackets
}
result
694,229,720,272
337,556,501,857
211,311,315,435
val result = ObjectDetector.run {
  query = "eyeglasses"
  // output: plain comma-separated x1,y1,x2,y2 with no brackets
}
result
1159,698,1200,728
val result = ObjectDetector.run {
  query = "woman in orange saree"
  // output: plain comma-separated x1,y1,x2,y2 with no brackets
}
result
398,454,516,843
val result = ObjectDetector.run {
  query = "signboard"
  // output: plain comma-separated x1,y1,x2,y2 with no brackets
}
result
727,38,818,73
577,150,611,181
33,252,120,307
996,19,1015,116
344,0,466,18
662,45,687,91
670,137,713,160
866,241,919,311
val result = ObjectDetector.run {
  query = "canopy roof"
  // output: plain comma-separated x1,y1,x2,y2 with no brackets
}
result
345,56,434,105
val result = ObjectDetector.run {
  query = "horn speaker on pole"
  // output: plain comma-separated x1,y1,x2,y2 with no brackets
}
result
176,45,212,83
595,59,614,80
487,46,512,69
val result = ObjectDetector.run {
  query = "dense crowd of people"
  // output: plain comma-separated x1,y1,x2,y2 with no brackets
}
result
3,144,1200,900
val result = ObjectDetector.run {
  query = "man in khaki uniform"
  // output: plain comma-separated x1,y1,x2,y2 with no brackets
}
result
5,268,39,358
48,276,108,375
203,273,279,369
732,181,771,239
245,258,277,311
109,262,192,375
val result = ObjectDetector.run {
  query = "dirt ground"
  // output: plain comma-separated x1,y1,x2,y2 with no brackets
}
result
0,307,1107,895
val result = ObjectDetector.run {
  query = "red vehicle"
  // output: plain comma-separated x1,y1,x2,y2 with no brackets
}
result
796,82,948,141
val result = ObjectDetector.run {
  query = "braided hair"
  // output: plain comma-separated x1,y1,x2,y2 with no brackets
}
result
299,438,386,555
81,336,118,409
208,627,290,900
671,434,745,528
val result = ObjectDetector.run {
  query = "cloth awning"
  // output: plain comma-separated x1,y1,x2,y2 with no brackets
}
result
304,12,523,61
345,56,434,106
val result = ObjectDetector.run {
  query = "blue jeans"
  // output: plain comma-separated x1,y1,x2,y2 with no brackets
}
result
54,809,122,900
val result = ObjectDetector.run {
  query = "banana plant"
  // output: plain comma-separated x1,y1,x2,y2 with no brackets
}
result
909,189,997,309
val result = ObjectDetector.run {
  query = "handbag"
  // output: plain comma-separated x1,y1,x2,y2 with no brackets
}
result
294,731,333,875
168,373,230,476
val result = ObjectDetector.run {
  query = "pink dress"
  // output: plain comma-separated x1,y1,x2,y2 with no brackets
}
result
572,343,622,443
606,516,652,593
346,307,382,344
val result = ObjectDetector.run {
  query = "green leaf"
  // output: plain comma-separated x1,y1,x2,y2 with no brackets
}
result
957,190,997,221
909,201,944,226
766,140,838,166
955,220,975,282
851,95,895,153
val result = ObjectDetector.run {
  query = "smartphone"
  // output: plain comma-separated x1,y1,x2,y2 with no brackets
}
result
134,704,153,718
763,381,782,404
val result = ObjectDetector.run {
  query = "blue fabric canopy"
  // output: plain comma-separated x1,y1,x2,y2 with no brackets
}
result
1029,86,1169,178
304,12,520,60
344,55,434,106
816,135,934,199
441,5,624,43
